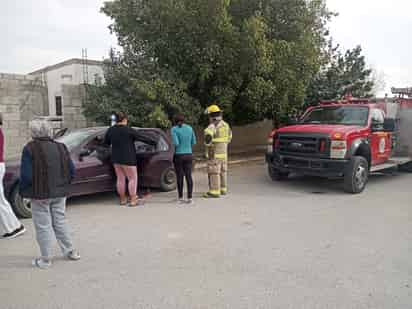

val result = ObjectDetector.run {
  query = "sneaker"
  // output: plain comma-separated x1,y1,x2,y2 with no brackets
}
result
32,258,52,269
177,198,185,205
3,225,26,239
66,250,81,261
186,198,194,205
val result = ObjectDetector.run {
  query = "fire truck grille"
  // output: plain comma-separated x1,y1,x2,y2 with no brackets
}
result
278,134,329,157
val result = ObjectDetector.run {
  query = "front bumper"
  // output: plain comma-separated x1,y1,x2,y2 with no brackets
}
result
266,152,348,178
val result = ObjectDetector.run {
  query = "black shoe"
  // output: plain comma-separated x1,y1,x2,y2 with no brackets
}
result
3,225,26,239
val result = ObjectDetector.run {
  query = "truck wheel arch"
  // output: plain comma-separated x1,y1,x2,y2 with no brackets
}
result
348,139,371,168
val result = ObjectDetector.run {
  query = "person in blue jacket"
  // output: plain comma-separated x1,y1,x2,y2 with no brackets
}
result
171,114,196,204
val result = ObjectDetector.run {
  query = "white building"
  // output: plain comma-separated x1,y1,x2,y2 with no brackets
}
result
29,58,104,116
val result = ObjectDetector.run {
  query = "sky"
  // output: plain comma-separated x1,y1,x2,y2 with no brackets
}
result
1,0,411,96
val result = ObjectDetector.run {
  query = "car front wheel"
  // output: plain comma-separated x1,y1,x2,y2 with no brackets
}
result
10,184,32,218
344,156,369,194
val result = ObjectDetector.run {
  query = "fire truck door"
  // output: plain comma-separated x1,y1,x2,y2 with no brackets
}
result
370,109,392,165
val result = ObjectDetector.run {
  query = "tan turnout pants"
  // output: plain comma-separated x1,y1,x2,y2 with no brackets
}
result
207,158,228,196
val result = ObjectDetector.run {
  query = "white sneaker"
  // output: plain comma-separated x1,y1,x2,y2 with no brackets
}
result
177,198,185,205
32,258,52,269
66,250,81,261
186,199,194,205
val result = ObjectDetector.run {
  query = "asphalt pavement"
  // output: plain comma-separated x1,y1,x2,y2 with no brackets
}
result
1,161,412,309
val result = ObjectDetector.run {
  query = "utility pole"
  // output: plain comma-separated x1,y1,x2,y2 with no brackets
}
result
81,48,89,85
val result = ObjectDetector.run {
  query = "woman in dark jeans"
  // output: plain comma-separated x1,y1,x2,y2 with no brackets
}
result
171,114,196,204
104,112,157,206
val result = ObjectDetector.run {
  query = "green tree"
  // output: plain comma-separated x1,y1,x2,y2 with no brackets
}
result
85,0,334,127
306,45,375,107
84,50,201,127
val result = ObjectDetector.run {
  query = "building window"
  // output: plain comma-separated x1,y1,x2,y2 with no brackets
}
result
55,96,63,116
61,74,73,82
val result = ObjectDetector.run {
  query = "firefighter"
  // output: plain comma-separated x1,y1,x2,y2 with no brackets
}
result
203,104,232,198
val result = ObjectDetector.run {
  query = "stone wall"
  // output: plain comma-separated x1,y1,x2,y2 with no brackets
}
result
0,73,48,158
192,120,272,154
61,84,94,129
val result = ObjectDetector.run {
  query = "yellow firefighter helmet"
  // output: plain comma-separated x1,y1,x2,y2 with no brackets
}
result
205,104,222,115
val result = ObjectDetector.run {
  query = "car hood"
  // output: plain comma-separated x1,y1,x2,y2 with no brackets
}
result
277,124,363,137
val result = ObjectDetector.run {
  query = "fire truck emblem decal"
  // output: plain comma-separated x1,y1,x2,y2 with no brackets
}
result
290,142,303,148
379,137,386,154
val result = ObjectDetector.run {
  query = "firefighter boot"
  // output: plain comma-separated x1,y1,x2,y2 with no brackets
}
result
203,173,221,198
220,159,228,195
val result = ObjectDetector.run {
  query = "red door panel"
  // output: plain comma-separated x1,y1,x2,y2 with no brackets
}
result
69,153,114,196
370,132,391,165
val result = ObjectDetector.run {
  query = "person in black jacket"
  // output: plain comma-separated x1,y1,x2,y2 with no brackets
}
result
20,119,79,269
104,112,157,206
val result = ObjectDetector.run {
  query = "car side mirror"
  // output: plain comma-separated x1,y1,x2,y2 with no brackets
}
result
53,128,68,139
79,148,92,161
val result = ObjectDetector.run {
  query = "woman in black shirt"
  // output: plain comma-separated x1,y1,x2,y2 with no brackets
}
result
104,112,157,206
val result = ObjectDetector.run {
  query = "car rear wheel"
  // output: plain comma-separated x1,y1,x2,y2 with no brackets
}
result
159,167,177,192
10,184,32,218
344,156,369,194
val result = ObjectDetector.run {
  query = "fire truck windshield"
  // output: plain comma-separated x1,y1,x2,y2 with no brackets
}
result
301,106,369,126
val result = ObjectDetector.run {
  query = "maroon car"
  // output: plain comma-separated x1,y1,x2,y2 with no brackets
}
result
4,127,177,218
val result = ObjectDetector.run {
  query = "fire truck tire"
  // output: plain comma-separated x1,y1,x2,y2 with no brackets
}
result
399,162,412,173
268,165,289,181
344,156,369,194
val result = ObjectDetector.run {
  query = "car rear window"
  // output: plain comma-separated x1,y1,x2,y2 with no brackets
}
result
134,130,169,152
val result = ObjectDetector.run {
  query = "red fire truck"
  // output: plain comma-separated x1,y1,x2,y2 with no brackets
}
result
266,94,412,193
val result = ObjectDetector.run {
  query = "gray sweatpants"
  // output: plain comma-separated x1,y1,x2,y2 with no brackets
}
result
31,198,74,259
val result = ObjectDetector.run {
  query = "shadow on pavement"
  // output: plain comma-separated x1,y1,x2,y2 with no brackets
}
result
263,168,407,195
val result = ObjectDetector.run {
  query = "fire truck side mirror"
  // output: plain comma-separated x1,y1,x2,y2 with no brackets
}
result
371,120,384,132
383,118,396,132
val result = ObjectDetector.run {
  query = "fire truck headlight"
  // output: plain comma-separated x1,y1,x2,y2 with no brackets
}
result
330,140,347,159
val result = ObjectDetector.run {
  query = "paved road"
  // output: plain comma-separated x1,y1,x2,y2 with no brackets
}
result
1,161,412,309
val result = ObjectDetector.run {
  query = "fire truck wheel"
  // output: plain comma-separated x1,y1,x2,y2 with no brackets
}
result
268,165,289,181
399,162,412,173
344,156,369,194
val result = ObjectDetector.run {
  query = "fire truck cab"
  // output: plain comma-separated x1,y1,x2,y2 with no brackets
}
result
266,96,412,193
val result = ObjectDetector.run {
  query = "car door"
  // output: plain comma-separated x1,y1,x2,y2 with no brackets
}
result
70,133,115,196
370,109,392,166
135,129,160,186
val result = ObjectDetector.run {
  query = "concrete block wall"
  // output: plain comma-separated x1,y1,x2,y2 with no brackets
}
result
61,84,95,129
0,73,48,158
192,120,273,155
